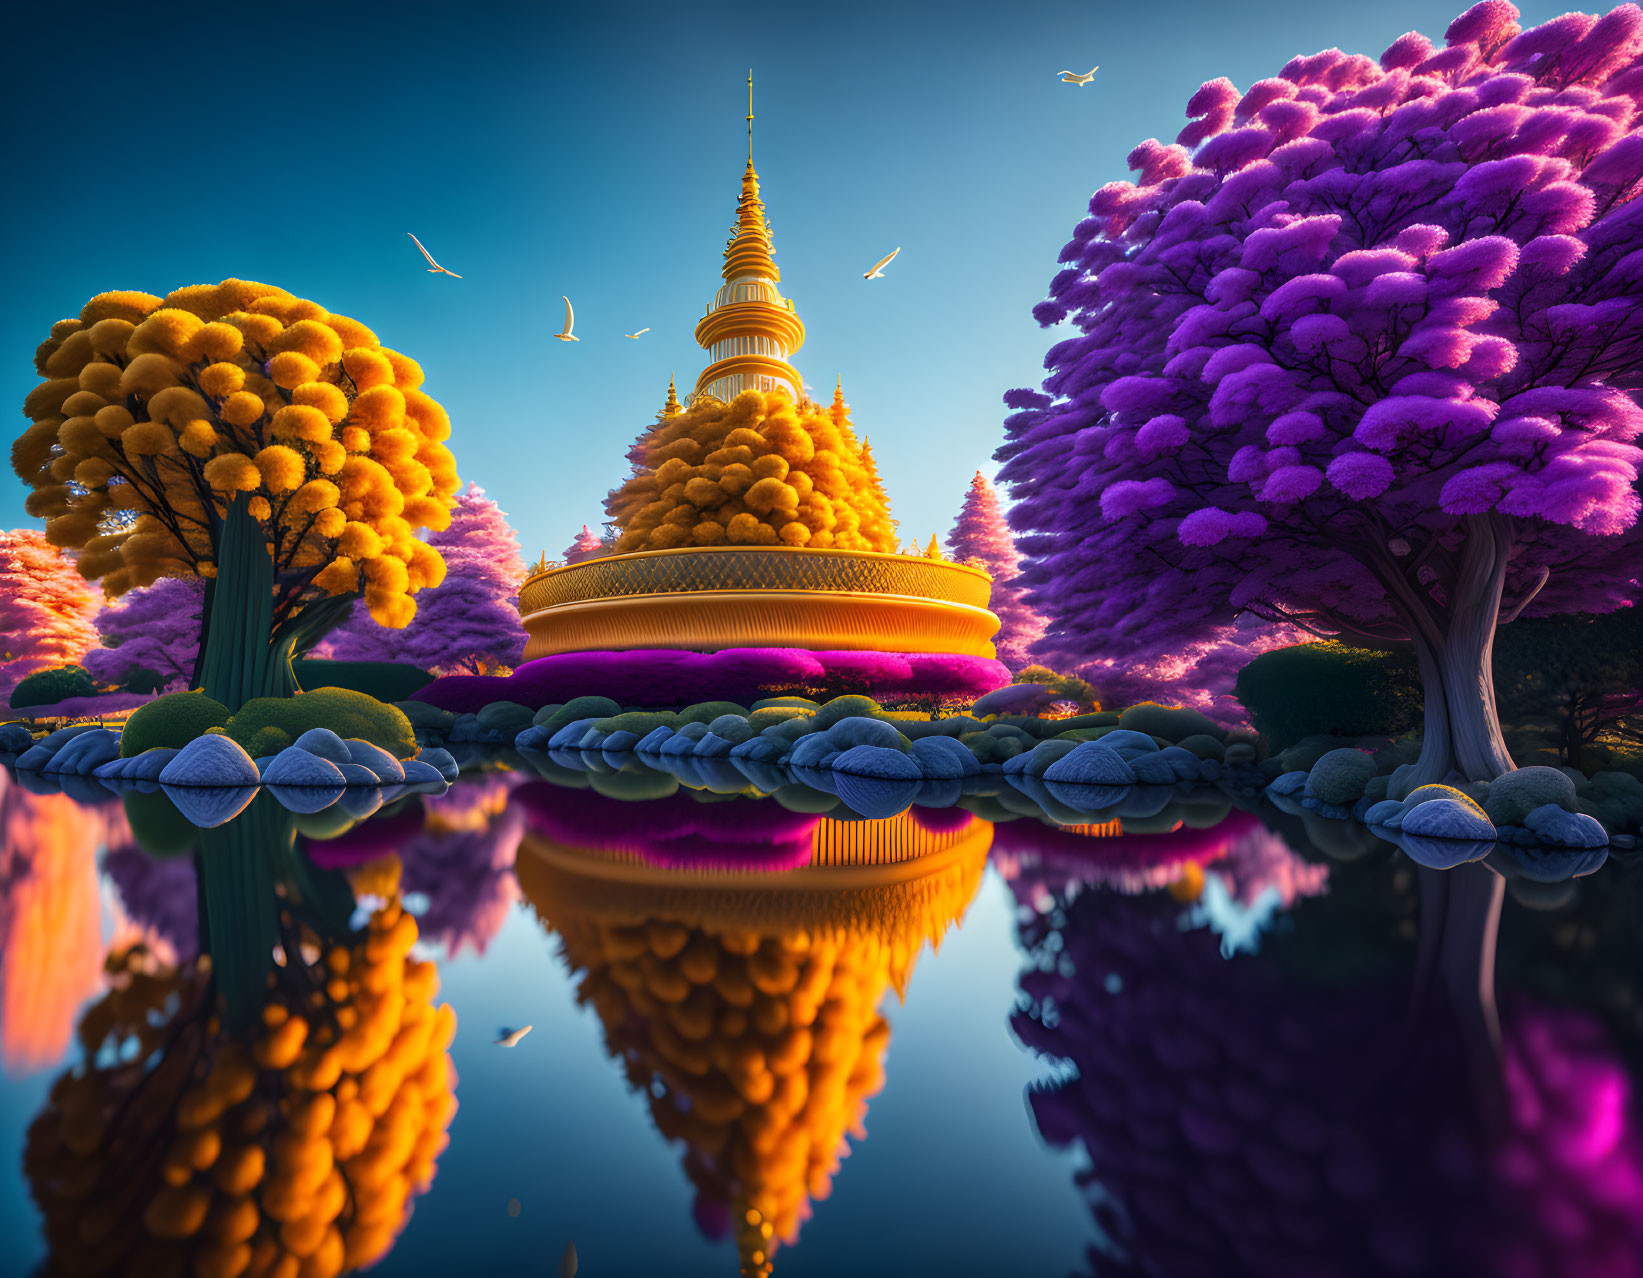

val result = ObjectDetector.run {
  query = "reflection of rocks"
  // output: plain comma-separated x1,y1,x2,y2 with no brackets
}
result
517,803,990,1276
1008,866,1643,1277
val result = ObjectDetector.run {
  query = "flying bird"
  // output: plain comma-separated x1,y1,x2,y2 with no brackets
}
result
863,247,901,280
1058,66,1099,86
624,328,650,339
554,297,579,342
495,1025,533,1047
407,233,462,278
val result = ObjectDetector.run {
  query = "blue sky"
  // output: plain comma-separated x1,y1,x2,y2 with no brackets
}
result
0,0,1571,563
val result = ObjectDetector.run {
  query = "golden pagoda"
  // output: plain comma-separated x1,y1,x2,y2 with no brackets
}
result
516,77,999,662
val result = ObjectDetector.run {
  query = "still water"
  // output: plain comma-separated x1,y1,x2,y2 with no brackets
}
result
0,760,1638,1277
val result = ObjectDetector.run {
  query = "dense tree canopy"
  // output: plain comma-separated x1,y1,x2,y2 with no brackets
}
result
605,390,896,553
82,576,204,693
1000,1,1643,783
14,280,461,695
947,471,1045,670
0,530,99,705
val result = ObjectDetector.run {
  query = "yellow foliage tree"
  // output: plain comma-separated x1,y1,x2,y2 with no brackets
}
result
13,279,460,705
604,390,896,554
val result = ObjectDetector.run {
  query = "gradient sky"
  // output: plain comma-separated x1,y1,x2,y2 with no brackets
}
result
1,0,1574,564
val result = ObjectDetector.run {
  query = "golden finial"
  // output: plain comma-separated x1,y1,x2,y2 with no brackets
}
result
747,69,755,163
659,374,682,420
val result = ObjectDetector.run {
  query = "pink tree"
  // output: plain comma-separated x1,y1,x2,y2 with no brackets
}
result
0,530,100,705
946,472,1046,671
323,484,527,674
82,577,205,693
1081,615,1300,724
1000,2,1643,787
562,525,604,565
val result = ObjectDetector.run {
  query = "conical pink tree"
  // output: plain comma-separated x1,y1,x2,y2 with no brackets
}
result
947,472,1045,671
562,525,604,565
0,531,100,705
322,484,528,675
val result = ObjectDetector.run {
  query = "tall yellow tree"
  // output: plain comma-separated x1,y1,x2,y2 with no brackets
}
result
13,280,460,708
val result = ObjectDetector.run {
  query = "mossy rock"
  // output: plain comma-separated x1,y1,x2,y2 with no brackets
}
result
533,697,622,738
120,691,231,758
476,701,536,735
1484,767,1578,827
813,696,884,728
1305,748,1377,805
1117,702,1222,743
397,701,457,736
677,701,752,726
1405,784,1487,818
121,789,198,857
294,804,361,841
752,696,820,712
1175,734,1226,761
530,703,567,727
224,689,417,761
1277,734,1362,774
594,710,681,735
748,707,811,733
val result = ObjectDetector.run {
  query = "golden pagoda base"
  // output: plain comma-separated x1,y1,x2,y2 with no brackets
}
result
517,546,1000,662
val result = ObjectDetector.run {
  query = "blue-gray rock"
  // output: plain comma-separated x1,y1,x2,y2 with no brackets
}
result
160,734,261,788
336,761,384,788
344,739,405,784
831,745,922,818
128,748,180,781
789,734,837,769
971,684,1055,717
162,783,259,828
1198,759,1223,782
1305,748,1378,805
37,723,100,753
1017,739,1081,779
823,717,906,751
1128,752,1180,785
14,742,58,771
706,714,755,745
262,747,348,787
1524,804,1609,849
1267,770,1310,797
1364,799,1407,828
660,731,701,757
94,755,132,781
514,724,553,751
576,728,609,751
730,736,784,764
45,729,120,775
1094,729,1161,762
692,732,737,759
1157,746,1203,782
676,722,711,742
1400,798,1496,842
600,730,640,753
416,747,460,782
264,784,348,814
291,728,353,767
1043,742,1137,787
635,726,675,754
548,717,602,750
0,723,35,752
911,736,981,779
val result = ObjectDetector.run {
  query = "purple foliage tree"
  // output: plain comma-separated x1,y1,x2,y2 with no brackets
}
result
1082,615,1300,724
562,525,605,565
322,484,528,675
1000,1,1643,786
82,577,205,693
947,471,1046,671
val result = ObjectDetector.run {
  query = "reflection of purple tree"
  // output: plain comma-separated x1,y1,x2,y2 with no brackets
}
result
399,775,526,957
1208,824,1330,911
1008,861,1643,1277
102,847,199,960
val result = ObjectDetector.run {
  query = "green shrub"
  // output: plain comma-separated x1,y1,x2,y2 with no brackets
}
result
533,696,622,738
1013,665,1099,711
121,668,171,696
11,665,97,709
292,659,436,703
594,710,681,735
678,701,752,725
1235,642,1422,751
1483,766,1578,827
223,689,417,761
120,690,232,757
1306,748,1377,805
1118,702,1222,743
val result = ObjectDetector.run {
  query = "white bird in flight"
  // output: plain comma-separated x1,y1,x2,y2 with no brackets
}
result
624,328,650,339
555,297,579,342
1058,66,1100,86
864,247,901,280
495,1025,533,1047
407,233,462,278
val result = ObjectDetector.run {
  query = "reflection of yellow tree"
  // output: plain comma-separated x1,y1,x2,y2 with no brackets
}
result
518,811,991,1276
0,775,120,1075
24,875,456,1277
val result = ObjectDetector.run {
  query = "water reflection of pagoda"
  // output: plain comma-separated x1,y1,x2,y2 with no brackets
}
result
516,798,991,1276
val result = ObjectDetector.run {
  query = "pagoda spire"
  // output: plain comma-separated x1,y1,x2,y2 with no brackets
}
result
693,71,806,404
658,374,682,421
828,378,848,427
